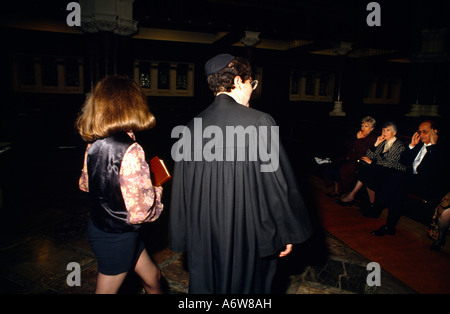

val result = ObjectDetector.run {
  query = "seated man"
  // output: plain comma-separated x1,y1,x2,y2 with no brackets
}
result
370,120,448,236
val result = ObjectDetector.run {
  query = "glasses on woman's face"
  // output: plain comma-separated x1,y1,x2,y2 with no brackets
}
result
250,80,258,90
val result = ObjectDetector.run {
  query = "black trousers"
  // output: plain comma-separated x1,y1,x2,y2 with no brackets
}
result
358,164,399,192
377,173,443,228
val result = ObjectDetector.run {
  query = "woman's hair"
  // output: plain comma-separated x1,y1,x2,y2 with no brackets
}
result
382,121,398,133
206,56,253,94
75,75,155,142
361,116,376,128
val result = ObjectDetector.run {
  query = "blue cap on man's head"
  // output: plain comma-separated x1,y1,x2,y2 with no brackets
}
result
205,53,235,75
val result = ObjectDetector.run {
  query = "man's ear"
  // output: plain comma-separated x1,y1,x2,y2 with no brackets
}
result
234,76,242,88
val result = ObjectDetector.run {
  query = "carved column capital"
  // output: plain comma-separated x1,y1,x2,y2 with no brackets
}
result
334,41,353,56
79,0,138,36
240,31,261,47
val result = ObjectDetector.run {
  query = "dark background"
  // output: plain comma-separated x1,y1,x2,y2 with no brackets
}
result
0,0,449,218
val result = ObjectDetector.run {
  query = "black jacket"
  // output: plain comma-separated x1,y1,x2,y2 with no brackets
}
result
87,132,139,233
401,143,444,180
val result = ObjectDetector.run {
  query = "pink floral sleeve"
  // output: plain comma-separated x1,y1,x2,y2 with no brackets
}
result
79,144,90,192
119,143,164,224
78,142,163,224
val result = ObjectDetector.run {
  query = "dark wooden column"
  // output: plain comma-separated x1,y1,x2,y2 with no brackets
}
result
80,0,137,92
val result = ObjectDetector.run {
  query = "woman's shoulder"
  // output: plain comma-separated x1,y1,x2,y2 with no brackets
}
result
358,132,377,143
366,132,378,140
126,142,145,156
393,138,406,148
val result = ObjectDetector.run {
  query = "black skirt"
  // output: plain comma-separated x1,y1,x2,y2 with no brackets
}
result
87,219,145,275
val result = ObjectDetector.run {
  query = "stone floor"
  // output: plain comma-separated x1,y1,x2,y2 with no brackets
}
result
0,190,415,294
0,147,432,294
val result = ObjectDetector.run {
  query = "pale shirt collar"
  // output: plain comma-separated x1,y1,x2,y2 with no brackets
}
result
383,136,397,153
409,142,432,150
412,143,431,174
126,131,136,141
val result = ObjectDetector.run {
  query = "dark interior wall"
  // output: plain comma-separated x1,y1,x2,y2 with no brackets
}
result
2,27,449,158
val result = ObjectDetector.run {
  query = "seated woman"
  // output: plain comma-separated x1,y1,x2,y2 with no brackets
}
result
327,116,377,197
337,121,406,212
429,192,450,251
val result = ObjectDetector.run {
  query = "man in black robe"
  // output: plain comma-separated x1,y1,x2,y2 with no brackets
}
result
169,54,312,293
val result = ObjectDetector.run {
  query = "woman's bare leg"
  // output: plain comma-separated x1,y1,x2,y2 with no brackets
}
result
366,187,376,204
341,181,363,202
95,272,128,294
134,249,162,294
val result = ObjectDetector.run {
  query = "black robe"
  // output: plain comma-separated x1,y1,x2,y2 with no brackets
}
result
169,94,312,293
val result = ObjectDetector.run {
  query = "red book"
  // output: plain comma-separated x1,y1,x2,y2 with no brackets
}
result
149,156,171,186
